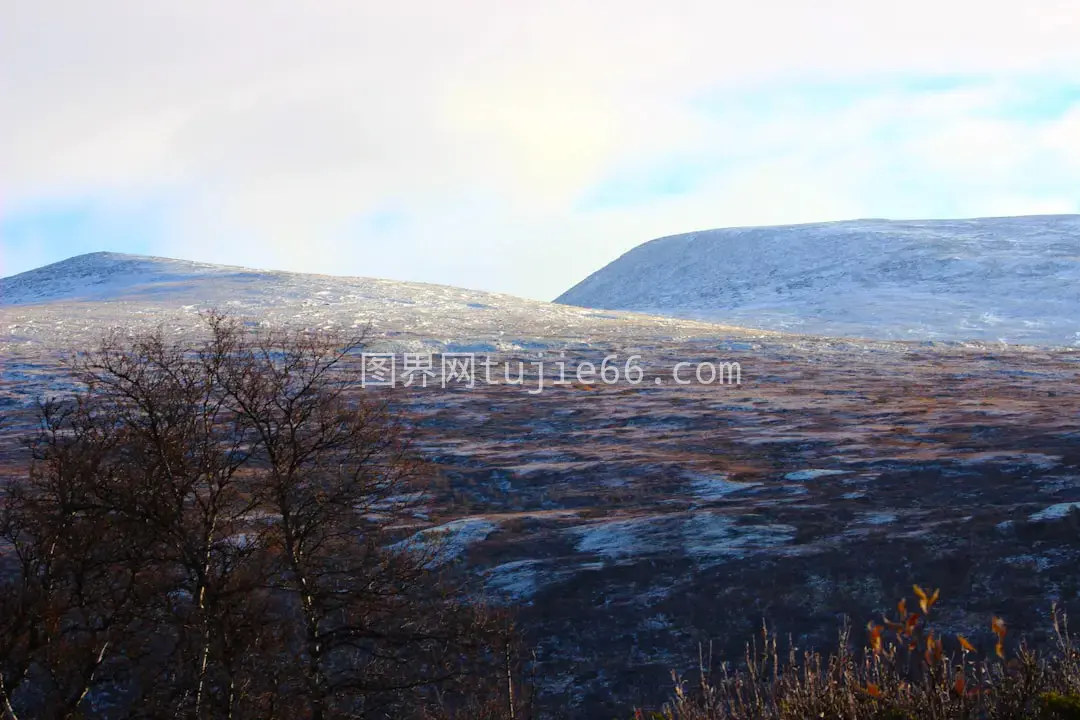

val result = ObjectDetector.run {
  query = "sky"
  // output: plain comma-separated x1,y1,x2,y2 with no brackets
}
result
2,1,1080,300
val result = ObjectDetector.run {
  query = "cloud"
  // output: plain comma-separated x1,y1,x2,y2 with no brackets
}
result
2,1,1079,297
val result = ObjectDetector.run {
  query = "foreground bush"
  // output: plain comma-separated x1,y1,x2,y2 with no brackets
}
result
649,588,1080,720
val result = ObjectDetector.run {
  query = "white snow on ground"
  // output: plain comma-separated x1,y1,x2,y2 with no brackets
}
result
0,252,763,356
484,560,542,600
571,516,664,559
556,215,1080,346
1005,554,1054,572
957,453,1063,469
785,469,849,481
684,472,760,501
392,517,498,565
368,492,430,511
681,513,796,560
570,512,795,562
1029,502,1080,522
860,512,899,526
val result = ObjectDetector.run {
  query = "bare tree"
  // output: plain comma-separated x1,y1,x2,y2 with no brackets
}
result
0,313,528,719
0,394,163,720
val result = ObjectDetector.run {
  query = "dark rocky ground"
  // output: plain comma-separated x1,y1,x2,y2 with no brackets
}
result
3,336,1080,717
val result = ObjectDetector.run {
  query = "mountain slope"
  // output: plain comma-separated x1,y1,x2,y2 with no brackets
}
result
0,252,249,306
556,215,1080,346
0,252,763,353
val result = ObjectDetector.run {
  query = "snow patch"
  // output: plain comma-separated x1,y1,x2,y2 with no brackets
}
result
682,513,795,560
485,559,542,600
1029,502,1080,522
784,469,848,481
570,512,794,561
393,517,498,565
685,472,759,501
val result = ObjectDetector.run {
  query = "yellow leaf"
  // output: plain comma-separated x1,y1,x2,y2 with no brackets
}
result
867,624,883,654
914,584,929,613
958,635,975,653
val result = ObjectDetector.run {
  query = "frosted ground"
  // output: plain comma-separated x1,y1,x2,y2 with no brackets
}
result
3,249,1080,716
1,251,764,357
557,214,1080,346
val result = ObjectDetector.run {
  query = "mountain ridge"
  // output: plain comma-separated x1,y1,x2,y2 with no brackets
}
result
0,251,768,355
0,251,532,307
556,214,1080,346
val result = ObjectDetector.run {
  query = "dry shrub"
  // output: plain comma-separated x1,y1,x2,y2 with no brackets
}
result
648,587,1080,720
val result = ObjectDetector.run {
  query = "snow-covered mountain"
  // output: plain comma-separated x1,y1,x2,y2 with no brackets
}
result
556,215,1080,346
0,252,761,354
0,252,252,306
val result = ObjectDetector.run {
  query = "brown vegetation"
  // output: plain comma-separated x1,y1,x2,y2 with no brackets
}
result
0,313,529,719
3,314,1080,719
648,588,1080,720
